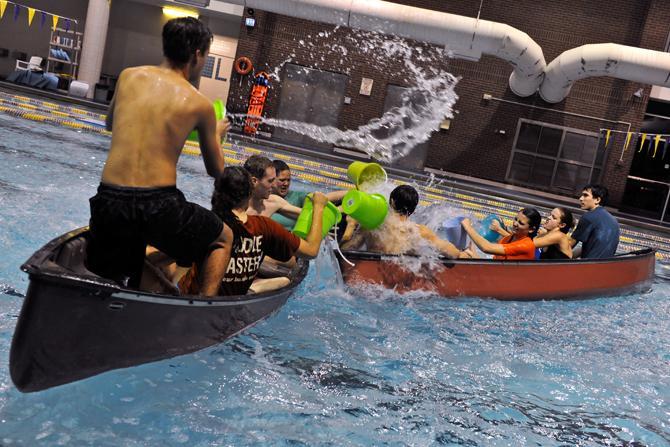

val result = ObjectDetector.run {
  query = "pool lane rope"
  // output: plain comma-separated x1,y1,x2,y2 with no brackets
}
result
1,94,668,261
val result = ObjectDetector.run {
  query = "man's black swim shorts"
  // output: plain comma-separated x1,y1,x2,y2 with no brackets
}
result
87,183,223,287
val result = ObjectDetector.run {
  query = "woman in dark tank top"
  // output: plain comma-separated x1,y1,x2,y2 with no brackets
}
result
534,207,574,260
540,243,570,260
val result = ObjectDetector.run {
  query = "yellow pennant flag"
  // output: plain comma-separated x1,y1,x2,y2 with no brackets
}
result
28,7,35,26
52,14,59,30
0,1,7,19
638,133,647,152
653,134,663,158
605,129,611,147
624,132,633,152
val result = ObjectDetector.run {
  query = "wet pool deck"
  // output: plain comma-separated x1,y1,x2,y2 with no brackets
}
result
2,83,669,261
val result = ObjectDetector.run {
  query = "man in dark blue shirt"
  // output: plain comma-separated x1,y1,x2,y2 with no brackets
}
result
570,184,620,259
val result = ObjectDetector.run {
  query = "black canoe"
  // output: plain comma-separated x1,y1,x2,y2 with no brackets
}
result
10,227,309,393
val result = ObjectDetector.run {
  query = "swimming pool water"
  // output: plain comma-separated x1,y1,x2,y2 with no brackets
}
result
0,112,669,446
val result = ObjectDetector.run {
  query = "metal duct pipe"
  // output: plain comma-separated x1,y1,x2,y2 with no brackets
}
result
540,43,670,103
226,0,546,97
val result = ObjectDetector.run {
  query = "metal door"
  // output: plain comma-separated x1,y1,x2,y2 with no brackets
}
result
274,64,348,151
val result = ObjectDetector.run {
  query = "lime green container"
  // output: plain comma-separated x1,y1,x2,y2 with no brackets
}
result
187,99,226,142
347,161,387,188
292,196,342,239
341,190,388,230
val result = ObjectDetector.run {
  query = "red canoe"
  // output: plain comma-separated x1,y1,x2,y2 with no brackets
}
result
337,249,656,300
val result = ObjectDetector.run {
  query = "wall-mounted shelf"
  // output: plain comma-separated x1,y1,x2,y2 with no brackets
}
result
47,57,78,66
46,28,83,79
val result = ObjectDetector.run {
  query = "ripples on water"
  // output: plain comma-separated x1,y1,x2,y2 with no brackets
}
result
1,116,669,446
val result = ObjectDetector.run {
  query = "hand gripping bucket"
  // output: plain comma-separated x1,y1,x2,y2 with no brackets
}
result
292,196,342,239
341,190,388,230
478,214,504,243
187,99,226,142
347,161,387,189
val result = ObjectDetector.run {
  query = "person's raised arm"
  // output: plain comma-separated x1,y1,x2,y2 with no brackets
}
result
270,195,302,219
295,192,327,258
340,215,358,243
490,218,511,238
418,225,462,259
461,218,507,256
326,190,348,203
196,98,229,179
533,231,563,248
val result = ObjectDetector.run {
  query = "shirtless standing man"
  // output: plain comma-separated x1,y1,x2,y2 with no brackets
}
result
86,18,232,296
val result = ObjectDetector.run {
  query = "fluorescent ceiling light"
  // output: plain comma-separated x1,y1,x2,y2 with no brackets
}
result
162,6,199,19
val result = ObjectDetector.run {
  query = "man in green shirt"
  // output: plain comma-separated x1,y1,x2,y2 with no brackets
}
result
271,159,349,230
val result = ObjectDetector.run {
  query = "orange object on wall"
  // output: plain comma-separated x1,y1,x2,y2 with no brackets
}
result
244,72,270,135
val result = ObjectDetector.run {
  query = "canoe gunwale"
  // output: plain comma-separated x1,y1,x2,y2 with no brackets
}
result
10,228,310,392
336,248,656,300
20,226,309,305
339,248,656,266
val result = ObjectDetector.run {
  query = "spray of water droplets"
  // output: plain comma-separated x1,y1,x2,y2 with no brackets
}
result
236,27,459,163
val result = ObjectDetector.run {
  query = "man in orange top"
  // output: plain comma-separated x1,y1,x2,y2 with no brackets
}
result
461,208,541,260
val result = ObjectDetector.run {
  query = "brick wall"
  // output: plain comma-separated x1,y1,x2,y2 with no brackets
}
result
227,0,670,207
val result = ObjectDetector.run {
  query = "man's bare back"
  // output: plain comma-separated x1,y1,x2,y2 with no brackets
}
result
101,65,225,187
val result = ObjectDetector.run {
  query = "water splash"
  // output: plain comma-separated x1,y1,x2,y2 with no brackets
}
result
245,28,460,163
339,177,477,277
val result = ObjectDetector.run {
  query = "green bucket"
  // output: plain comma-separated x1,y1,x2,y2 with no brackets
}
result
341,190,388,230
187,99,226,142
292,195,342,239
347,161,387,189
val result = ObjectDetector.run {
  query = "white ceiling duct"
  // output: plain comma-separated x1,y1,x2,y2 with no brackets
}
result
540,43,670,103
225,0,547,97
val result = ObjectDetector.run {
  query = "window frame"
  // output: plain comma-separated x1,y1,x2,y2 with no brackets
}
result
506,119,604,193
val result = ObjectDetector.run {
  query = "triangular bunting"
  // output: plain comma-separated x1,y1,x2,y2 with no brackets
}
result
13,3,19,21
653,134,663,158
52,14,59,30
64,18,70,31
40,11,46,28
624,132,633,152
638,133,647,152
27,7,35,26
0,1,7,19
605,129,611,147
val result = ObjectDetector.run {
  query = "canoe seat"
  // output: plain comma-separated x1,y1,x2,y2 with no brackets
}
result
55,235,96,277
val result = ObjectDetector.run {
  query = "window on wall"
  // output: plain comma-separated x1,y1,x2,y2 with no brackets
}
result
506,120,605,195
201,56,215,78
